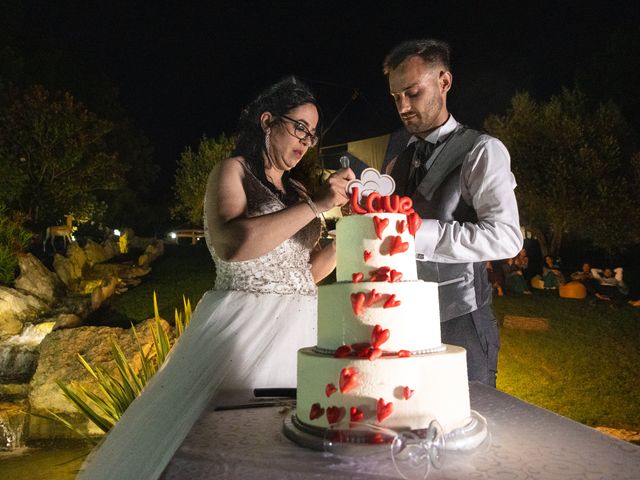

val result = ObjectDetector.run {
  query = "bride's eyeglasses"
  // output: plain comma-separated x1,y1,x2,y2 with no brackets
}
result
279,115,319,147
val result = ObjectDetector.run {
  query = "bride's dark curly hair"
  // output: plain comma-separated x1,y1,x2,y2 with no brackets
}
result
233,76,321,204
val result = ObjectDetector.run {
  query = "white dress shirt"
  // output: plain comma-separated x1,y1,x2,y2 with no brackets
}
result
411,115,523,263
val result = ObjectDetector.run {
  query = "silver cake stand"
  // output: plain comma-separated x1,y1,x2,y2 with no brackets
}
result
283,409,489,453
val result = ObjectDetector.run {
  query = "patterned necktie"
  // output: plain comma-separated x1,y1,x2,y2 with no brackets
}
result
406,139,435,196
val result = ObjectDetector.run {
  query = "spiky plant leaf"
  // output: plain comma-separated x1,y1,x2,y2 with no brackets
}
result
53,292,194,435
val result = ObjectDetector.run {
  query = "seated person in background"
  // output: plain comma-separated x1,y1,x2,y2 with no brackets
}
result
591,267,629,304
542,255,565,289
514,248,529,277
502,257,532,294
570,262,597,295
486,261,505,296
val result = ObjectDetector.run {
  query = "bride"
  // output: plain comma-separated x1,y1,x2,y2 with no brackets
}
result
78,77,354,479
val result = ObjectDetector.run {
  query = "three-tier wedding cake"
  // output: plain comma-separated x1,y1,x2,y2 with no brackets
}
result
295,170,472,433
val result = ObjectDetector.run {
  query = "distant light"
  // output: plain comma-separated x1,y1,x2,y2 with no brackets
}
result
169,232,177,239
113,229,121,237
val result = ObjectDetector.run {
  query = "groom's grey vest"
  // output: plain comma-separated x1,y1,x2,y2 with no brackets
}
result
385,126,492,321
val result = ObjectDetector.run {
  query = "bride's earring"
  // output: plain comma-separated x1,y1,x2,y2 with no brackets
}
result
265,128,271,152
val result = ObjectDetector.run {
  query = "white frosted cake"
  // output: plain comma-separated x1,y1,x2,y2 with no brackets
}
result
296,190,472,433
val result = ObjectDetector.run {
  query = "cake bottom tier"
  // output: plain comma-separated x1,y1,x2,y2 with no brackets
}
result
296,345,471,433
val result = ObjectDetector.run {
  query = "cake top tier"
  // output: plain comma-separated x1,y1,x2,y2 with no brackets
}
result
335,176,422,282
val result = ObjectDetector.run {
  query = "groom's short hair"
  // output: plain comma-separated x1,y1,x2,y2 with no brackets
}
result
383,39,451,75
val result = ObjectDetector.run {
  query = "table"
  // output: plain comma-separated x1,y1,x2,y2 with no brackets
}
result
162,382,640,479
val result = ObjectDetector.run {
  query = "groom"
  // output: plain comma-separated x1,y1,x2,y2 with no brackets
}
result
382,39,523,387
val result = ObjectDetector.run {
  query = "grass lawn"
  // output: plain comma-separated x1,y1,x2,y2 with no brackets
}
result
87,244,640,435
494,293,640,433
87,243,216,328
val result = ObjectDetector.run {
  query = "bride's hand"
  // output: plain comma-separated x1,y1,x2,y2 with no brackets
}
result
313,168,356,212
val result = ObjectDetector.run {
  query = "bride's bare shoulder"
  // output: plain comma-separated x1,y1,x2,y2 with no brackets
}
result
209,156,248,185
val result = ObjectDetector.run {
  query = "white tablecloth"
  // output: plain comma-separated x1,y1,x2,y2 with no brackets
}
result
162,382,640,479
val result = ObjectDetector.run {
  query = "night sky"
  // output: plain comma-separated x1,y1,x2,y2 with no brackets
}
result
8,1,640,183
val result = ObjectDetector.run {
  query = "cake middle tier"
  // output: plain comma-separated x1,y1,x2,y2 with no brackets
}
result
317,280,442,353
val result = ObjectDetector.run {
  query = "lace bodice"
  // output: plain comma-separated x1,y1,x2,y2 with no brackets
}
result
204,166,321,296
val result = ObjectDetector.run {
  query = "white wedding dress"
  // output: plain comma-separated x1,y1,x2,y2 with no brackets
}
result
78,169,320,479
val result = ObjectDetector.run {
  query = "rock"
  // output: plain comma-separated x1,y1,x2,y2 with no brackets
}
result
27,318,173,439
0,287,49,338
101,237,119,261
67,243,87,274
139,240,164,267
90,263,122,277
53,247,85,287
52,254,74,286
77,278,103,295
137,253,149,266
0,384,30,401
122,278,141,287
51,313,83,330
14,253,65,305
84,239,109,266
90,276,120,311
57,295,92,320
148,240,164,258
119,265,151,279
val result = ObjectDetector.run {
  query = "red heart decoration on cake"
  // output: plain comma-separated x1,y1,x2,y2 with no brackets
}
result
350,406,364,423
389,269,403,283
339,367,359,393
372,433,386,444
369,266,390,282
309,403,325,420
373,216,389,240
396,220,407,233
398,349,412,357
368,347,383,361
351,292,366,315
403,386,415,400
371,324,390,348
352,272,364,283
334,345,352,358
365,289,383,306
383,294,401,309
407,212,422,236
327,406,346,424
357,346,372,358
363,250,372,262
389,236,409,256
376,398,394,422
325,383,337,397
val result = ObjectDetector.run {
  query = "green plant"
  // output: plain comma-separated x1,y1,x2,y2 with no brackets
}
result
172,133,236,225
0,85,127,225
46,292,193,438
0,204,32,285
485,88,640,255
